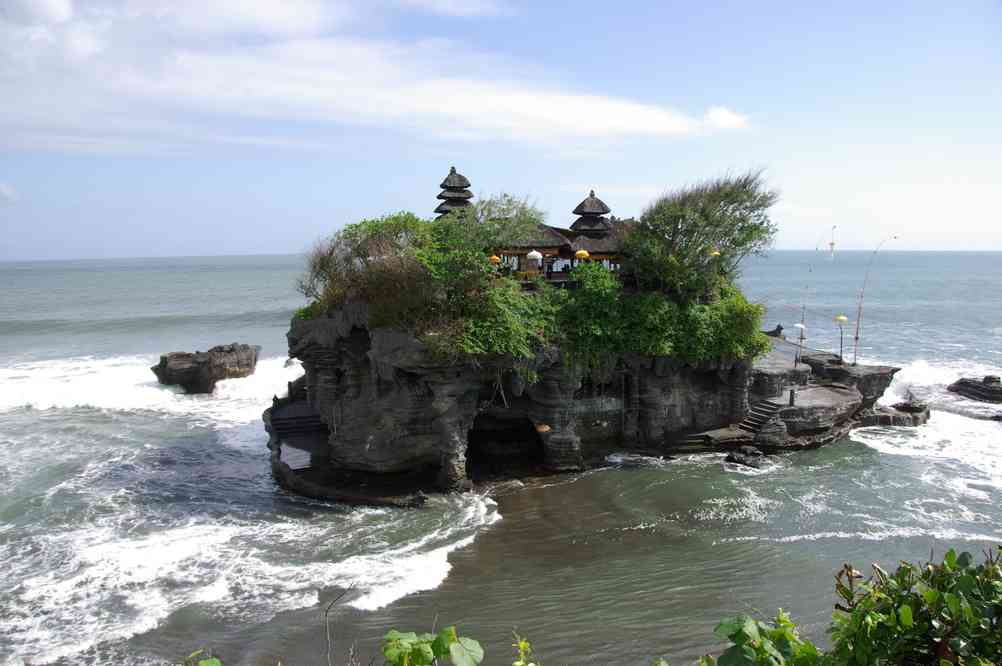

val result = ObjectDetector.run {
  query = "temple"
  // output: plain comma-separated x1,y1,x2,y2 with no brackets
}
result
484,182,627,283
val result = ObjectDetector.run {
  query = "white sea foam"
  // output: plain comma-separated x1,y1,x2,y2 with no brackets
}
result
604,452,673,468
719,525,1002,545
853,410,1002,488
0,495,501,665
0,355,303,424
878,358,1002,419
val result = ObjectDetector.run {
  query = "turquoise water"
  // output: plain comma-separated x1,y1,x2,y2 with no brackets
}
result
1,252,1000,665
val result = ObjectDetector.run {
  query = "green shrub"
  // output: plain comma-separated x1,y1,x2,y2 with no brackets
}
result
294,179,773,371
829,548,1002,665
558,263,770,370
623,171,778,304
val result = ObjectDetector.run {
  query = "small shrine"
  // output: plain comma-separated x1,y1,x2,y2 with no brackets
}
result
435,166,473,219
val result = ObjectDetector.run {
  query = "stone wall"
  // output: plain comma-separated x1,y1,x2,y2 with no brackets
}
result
286,308,752,490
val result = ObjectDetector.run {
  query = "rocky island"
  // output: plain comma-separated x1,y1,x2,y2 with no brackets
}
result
153,343,260,394
263,169,928,505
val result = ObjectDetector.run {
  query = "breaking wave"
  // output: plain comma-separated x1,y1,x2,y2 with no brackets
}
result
0,355,303,424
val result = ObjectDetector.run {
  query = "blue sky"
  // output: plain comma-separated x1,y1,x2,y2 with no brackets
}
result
1,0,1000,260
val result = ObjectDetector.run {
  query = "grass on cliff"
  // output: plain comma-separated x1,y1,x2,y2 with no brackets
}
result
295,173,775,370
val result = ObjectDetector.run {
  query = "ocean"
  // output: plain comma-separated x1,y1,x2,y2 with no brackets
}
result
1,251,1000,665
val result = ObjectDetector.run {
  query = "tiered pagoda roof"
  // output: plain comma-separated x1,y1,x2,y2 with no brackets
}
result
570,190,613,236
435,166,473,219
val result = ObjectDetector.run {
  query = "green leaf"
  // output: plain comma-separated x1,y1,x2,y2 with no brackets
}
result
713,616,747,640
944,549,958,569
716,643,757,666
945,592,961,617
919,584,940,606
449,636,484,666
898,604,913,628
432,626,457,658
197,660,222,666
957,551,973,568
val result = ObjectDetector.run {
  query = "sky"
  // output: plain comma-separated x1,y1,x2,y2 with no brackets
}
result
0,0,1000,260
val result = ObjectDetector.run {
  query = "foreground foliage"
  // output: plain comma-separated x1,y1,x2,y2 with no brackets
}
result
180,548,1002,665
382,626,483,666
296,174,777,369
378,548,1002,666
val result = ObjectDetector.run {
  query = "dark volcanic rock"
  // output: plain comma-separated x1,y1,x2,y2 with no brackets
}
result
151,343,260,394
799,352,899,408
726,445,765,468
858,401,931,427
948,376,1002,403
283,306,750,492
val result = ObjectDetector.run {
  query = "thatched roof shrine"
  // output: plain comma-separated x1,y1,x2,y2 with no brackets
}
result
570,190,614,236
435,166,473,219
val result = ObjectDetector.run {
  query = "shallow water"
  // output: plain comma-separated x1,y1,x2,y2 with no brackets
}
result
1,252,1001,665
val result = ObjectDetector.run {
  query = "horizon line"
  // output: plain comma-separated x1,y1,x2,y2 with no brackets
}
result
3,247,1002,264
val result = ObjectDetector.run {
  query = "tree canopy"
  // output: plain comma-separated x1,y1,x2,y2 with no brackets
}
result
623,170,778,303
296,174,778,368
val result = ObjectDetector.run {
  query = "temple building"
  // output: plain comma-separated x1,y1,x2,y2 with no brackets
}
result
489,186,626,282
435,166,473,219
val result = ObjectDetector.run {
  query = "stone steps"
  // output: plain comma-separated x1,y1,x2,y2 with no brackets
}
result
735,400,781,436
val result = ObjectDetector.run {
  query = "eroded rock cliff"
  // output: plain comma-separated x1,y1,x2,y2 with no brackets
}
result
285,305,751,490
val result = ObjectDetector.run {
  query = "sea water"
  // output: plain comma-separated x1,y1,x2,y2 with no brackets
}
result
0,252,1000,665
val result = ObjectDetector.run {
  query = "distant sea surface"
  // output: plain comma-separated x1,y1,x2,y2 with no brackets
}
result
2,252,1001,665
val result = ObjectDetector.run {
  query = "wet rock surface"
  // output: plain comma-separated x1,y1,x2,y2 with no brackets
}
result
858,400,932,427
151,343,260,394
726,445,765,468
948,376,1002,403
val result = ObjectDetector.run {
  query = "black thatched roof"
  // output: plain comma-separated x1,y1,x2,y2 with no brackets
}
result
503,224,573,249
434,200,470,215
572,190,611,216
570,216,613,233
572,234,622,254
440,166,471,189
437,189,473,201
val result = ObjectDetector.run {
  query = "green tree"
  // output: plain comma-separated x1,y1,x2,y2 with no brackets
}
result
623,171,778,303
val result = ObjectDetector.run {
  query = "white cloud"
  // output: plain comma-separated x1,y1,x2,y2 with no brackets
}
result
703,106,748,130
125,0,348,37
0,183,18,203
392,0,508,17
0,0,73,24
0,1,748,152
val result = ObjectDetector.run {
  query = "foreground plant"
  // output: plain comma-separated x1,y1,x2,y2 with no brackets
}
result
381,548,1002,666
381,626,483,666
829,548,1002,665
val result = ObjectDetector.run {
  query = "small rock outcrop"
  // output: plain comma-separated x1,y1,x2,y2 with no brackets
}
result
798,352,898,408
726,445,765,468
151,343,260,394
948,376,1002,403
858,400,931,427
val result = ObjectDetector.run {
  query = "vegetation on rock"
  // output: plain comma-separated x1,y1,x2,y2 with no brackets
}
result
295,173,776,369
623,170,778,303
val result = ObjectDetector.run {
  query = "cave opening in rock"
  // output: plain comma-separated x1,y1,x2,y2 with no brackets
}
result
466,411,545,481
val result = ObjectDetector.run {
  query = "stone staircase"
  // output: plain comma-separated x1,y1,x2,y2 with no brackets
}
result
736,399,781,435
